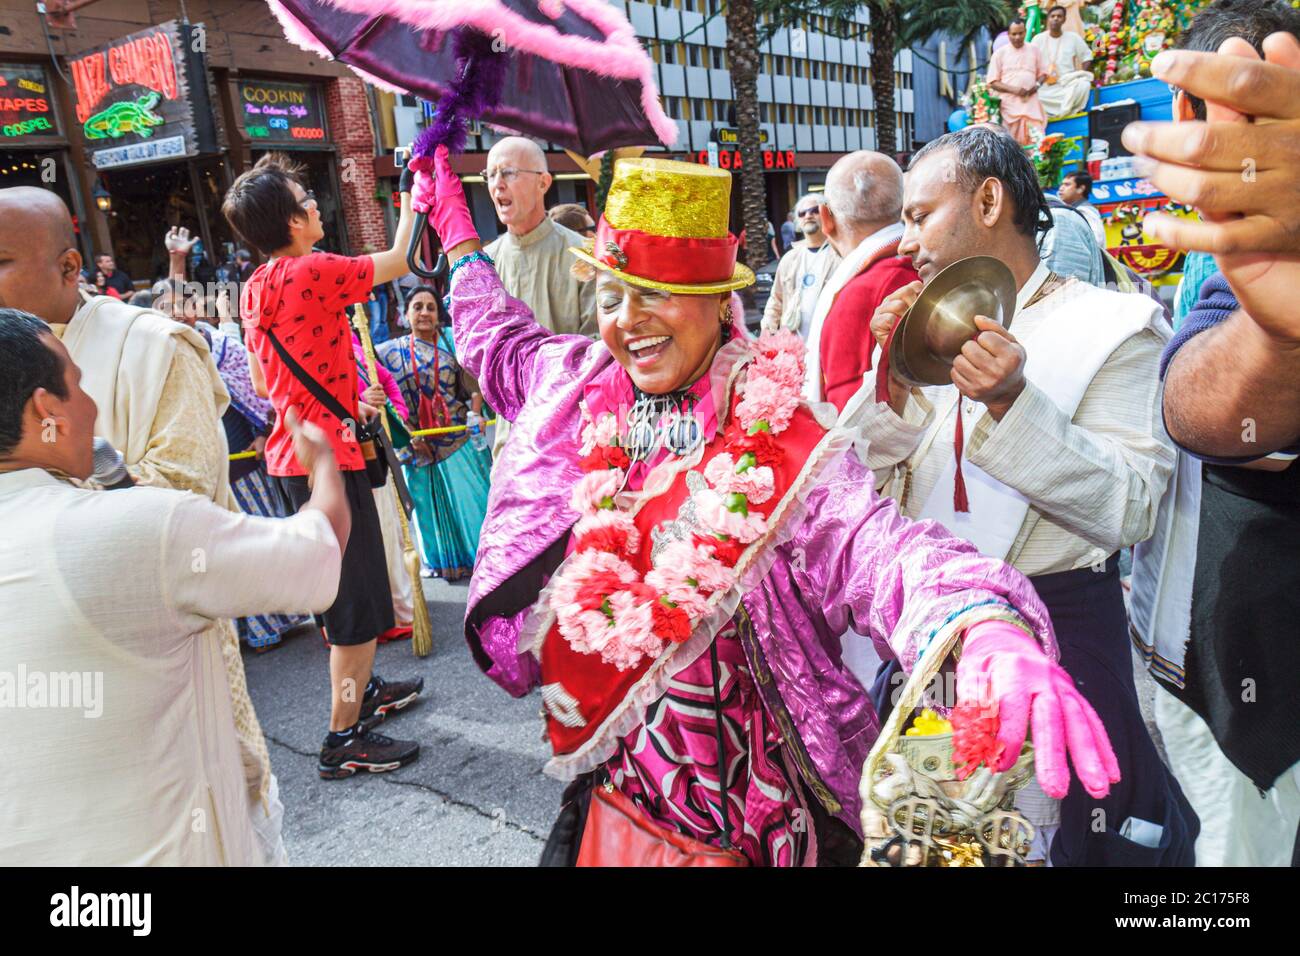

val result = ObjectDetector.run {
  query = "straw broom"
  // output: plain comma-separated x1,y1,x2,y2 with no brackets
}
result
351,304,433,657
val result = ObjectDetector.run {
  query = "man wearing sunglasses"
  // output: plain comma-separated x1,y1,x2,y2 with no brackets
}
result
482,136,596,459
761,194,839,339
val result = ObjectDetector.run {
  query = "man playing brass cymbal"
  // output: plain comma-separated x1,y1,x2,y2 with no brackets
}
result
841,124,1196,867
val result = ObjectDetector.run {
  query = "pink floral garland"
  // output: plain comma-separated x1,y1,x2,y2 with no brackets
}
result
549,330,806,671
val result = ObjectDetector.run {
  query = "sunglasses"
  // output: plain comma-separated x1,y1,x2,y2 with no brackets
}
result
796,206,822,217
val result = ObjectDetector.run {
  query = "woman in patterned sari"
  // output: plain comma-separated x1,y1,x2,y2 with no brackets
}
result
197,303,314,650
376,287,491,581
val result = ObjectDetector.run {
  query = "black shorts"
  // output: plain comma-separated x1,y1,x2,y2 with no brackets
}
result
277,468,394,647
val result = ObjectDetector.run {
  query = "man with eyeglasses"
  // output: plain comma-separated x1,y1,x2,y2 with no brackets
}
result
482,136,596,459
762,195,840,340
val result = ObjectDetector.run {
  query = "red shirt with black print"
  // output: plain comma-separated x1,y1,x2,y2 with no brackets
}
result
241,252,373,477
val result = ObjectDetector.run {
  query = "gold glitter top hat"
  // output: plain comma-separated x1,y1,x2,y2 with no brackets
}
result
570,157,755,294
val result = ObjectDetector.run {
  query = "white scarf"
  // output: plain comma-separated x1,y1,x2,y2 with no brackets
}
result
803,222,905,403
62,293,231,501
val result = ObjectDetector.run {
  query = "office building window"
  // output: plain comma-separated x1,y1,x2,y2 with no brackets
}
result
811,60,821,80
688,44,702,67
661,43,677,64
777,103,790,124
793,58,806,78
717,100,733,124
711,47,725,69
761,103,775,123
798,105,811,124
814,106,824,125
665,97,682,119
692,98,709,121
774,55,786,76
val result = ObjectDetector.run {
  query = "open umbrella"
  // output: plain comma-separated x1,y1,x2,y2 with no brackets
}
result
270,0,676,154
270,0,677,275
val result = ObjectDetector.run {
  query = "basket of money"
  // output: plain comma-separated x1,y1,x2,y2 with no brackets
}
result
858,625,1037,867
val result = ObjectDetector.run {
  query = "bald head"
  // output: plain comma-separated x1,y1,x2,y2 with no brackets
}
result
0,187,76,258
487,136,547,172
485,136,552,236
824,151,904,234
0,187,84,325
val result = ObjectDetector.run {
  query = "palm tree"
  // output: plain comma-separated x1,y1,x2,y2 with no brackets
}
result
722,0,1013,268
724,0,770,269
864,0,899,154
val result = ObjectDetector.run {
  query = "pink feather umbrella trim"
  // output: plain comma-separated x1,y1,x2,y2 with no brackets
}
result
303,0,678,147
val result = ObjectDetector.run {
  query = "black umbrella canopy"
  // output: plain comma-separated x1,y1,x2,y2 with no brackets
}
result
269,0,678,155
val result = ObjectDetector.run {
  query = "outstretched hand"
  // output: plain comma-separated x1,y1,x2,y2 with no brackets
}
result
165,226,199,257
957,619,1121,800
410,145,480,253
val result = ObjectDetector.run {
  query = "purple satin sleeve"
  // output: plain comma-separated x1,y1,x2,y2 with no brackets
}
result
781,450,1057,669
449,258,585,423
477,608,542,698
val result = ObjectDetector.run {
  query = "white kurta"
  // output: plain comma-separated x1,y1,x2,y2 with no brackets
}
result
1031,30,1094,119
0,470,340,865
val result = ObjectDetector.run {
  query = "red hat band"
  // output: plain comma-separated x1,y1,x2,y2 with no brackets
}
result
594,218,740,288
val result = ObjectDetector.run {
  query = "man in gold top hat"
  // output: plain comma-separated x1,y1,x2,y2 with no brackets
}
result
409,147,1119,866
842,124,1195,865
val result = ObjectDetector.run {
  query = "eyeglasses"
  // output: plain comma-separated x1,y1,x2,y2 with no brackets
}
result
482,166,545,184
299,189,317,209
795,205,822,217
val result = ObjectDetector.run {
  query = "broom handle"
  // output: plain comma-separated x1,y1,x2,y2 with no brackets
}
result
351,304,390,440
351,305,431,655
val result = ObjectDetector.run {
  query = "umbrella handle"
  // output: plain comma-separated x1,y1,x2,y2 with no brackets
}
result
406,210,448,280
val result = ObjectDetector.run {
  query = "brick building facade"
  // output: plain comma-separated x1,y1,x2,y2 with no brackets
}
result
324,77,388,256
0,0,390,281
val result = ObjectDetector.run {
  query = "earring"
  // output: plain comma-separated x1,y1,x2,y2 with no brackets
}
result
719,298,732,326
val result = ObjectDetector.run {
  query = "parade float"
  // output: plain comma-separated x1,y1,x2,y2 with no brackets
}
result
954,0,1210,290
1046,0,1208,289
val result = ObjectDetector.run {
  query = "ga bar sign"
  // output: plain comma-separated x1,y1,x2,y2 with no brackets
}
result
695,148,796,170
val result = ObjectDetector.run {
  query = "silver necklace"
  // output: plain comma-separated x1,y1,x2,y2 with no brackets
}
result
625,387,703,462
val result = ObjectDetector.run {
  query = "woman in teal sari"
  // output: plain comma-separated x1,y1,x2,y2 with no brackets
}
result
376,287,492,581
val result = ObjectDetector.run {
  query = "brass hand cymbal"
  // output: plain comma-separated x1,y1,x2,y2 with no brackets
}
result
888,256,1017,388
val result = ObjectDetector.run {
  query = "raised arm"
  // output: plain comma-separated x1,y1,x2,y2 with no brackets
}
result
369,190,417,288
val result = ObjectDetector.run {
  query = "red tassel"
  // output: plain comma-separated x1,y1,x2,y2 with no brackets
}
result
953,405,970,513
875,318,900,405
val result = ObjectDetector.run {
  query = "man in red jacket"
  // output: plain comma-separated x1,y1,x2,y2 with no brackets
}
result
811,151,919,412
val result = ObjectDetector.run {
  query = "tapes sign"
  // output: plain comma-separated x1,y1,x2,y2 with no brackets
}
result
0,64,59,140
237,80,327,144
69,20,218,168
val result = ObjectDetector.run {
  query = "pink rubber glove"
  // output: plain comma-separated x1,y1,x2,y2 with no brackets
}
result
408,145,479,249
956,620,1121,799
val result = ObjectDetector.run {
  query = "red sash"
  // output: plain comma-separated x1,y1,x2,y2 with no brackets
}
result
541,401,828,757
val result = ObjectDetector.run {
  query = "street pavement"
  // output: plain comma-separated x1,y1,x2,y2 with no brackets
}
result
242,577,563,866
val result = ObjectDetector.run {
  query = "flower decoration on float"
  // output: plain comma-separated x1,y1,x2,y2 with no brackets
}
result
548,329,807,671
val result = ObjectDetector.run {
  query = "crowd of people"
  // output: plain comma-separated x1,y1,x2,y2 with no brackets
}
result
0,0,1296,868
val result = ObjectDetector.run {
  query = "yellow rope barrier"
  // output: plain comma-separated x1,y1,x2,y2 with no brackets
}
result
227,419,495,458
408,419,496,438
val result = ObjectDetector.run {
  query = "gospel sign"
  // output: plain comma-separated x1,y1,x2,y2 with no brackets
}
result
68,21,217,169
0,64,58,140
